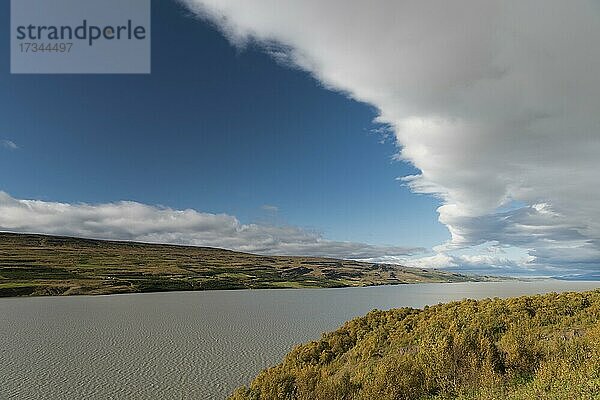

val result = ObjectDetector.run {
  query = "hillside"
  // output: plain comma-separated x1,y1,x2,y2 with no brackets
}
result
230,290,600,400
0,232,489,297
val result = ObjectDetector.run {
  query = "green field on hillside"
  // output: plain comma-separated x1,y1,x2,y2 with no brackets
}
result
0,232,491,297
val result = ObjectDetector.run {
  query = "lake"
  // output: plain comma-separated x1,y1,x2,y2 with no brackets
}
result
2,280,600,399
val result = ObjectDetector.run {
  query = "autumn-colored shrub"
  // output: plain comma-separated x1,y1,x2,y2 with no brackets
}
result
230,290,600,400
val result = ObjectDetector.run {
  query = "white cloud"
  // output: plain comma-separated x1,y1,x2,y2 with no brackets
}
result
1,140,18,150
183,0,600,274
261,204,279,213
0,191,420,259
362,248,562,277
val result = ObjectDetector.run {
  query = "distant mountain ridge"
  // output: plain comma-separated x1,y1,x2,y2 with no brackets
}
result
0,232,496,297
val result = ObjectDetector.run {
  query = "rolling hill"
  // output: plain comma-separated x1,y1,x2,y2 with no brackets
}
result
0,232,492,297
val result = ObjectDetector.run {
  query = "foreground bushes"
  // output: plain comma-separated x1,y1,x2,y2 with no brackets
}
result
230,290,600,399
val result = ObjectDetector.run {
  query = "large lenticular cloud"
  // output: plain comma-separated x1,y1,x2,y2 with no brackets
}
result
181,0,600,274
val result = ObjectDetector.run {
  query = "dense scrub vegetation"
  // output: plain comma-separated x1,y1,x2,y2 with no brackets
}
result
230,290,600,399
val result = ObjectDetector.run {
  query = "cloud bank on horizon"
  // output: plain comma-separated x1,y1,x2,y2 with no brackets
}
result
0,191,420,260
181,0,600,276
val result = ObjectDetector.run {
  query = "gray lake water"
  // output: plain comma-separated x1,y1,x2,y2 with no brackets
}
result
2,280,600,400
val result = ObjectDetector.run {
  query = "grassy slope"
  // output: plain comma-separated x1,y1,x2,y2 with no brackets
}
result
231,290,600,400
0,232,490,297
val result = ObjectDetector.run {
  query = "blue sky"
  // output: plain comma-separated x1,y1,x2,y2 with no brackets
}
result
3,0,600,277
0,0,446,249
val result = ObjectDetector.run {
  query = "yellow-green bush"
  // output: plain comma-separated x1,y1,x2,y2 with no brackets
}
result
229,290,600,400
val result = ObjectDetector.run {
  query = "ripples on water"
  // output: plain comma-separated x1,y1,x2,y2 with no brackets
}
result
2,280,600,399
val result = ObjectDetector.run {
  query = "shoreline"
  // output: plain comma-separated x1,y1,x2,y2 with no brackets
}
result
4,278,595,302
